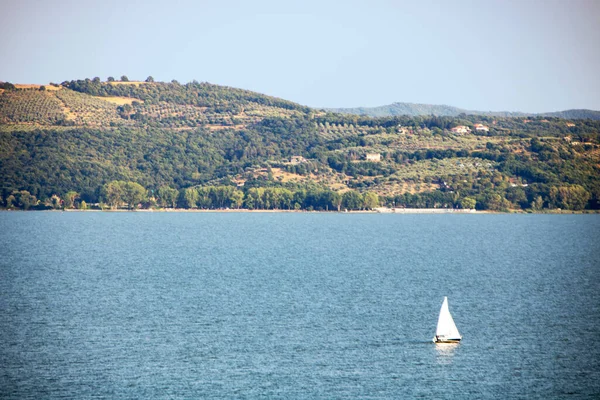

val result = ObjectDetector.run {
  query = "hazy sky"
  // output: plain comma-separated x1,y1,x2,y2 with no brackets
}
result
2,0,599,112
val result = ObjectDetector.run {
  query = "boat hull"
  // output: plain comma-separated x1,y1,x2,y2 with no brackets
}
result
433,338,461,344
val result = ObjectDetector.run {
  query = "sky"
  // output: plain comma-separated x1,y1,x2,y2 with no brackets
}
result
1,0,599,113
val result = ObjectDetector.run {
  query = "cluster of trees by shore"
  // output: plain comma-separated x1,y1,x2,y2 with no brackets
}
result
1,179,592,212
1,181,382,212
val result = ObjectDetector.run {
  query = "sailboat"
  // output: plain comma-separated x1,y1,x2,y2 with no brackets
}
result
433,296,462,343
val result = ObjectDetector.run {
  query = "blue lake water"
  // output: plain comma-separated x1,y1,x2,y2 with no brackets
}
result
0,212,599,399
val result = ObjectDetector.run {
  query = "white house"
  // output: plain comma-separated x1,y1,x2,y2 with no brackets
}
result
366,153,381,162
474,124,489,132
450,125,471,134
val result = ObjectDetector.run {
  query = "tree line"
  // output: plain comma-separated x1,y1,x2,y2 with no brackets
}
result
2,179,593,212
63,79,311,113
0,181,381,212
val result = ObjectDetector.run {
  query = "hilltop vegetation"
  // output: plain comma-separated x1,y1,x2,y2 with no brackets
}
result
327,102,470,118
1,78,599,211
328,102,600,120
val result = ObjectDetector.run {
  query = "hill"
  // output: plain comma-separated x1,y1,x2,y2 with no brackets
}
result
543,109,600,120
1,79,599,211
327,102,600,120
326,102,468,118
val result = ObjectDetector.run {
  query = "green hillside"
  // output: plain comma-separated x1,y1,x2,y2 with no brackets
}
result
1,79,599,211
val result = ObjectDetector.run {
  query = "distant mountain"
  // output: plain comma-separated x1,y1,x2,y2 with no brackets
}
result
543,109,600,120
326,103,468,118
326,102,600,120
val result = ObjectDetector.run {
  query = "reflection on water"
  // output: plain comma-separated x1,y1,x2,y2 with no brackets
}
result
435,342,459,364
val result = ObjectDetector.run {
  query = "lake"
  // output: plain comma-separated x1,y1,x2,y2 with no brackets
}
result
1,212,599,399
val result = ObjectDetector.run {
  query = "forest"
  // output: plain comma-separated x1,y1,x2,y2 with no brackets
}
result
1,78,599,211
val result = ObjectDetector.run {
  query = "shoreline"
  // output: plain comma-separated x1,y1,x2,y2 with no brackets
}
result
2,208,598,214
6,207,481,214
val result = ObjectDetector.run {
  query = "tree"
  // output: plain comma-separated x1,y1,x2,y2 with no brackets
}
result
158,186,178,208
63,191,79,209
330,191,342,211
102,181,125,209
43,195,61,209
107,76,115,82
230,189,244,209
0,81,16,90
118,103,133,119
120,75,129,82
460,197,476,210
13,190,37,210
245,188,265,210
145,76,154,82
549,185,590,210
6,194,16,209
293,189,306,210
183,187,199,208
211,186,235,208
509,189,527,209
530,196,544,211
197,187,212,209
342,190,362,210
122,182,146,209
484,193,511,211
362,192,379,210
279,189,293,210
264,187,279,209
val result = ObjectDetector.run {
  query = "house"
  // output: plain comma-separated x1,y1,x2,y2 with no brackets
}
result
450,125,471,134
290,156,306,164
474,123,489,132
366,153,381,162
566,122,576,127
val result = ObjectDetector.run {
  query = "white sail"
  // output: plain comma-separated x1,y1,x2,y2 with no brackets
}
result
435,297,461,341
